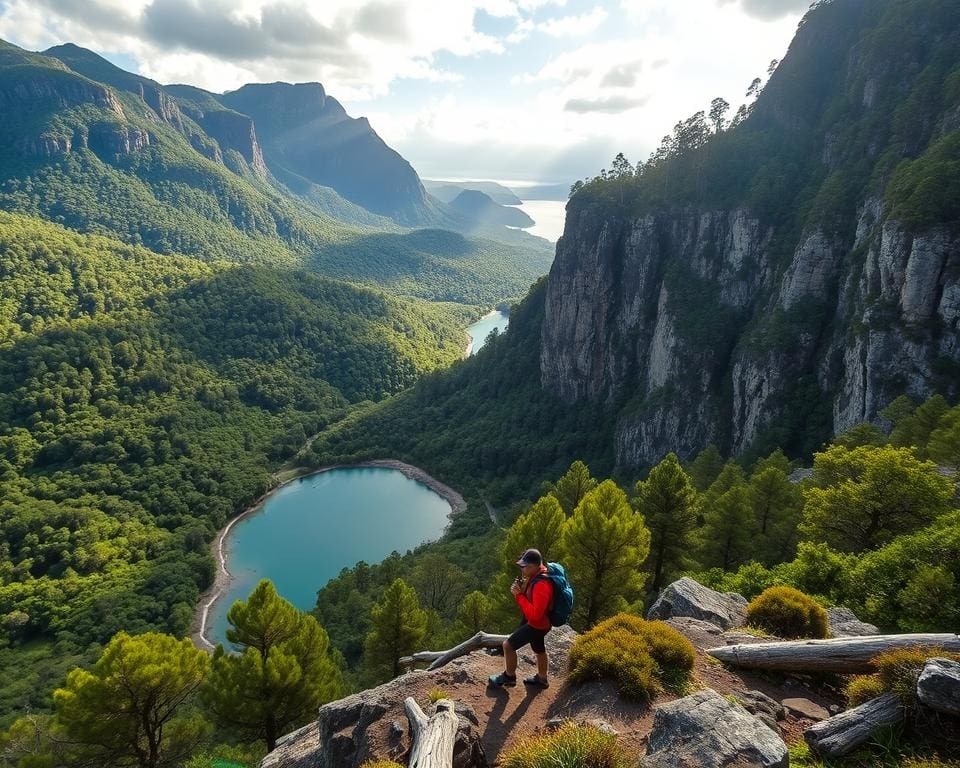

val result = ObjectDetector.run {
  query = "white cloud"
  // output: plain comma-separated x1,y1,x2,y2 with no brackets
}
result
538,6,607,37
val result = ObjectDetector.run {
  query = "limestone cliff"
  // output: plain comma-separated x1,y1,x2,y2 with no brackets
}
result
541,0,960,468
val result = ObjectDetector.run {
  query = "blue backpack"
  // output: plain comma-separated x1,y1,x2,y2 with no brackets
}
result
534,562,574,626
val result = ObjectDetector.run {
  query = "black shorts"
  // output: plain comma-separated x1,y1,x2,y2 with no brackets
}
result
507,621,549,654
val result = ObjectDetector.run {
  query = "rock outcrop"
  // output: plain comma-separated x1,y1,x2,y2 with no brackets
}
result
647,578,748,630
644,689,789,768
826,607,880,638
539,0,960,468
916,657,960,716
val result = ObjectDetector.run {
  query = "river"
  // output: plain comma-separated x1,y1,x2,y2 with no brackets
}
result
206,466,452,647
466,310,509,355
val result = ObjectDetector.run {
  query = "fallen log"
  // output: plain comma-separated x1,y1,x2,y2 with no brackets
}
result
804,693,904,757
405,696,459,768
400,631,509,671
706,633,960,673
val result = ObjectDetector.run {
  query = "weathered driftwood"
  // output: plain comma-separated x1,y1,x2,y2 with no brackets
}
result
405,696,459,768
706,633,960,673
804,693,904,757
400,631,509,671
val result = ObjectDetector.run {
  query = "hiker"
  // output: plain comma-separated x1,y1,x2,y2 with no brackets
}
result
488,548,552,689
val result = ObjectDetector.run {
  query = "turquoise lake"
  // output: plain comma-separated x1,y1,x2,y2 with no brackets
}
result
466,310,509,355
209,467,451,646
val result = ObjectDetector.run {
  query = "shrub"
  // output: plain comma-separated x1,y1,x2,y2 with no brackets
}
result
875,646,960,703
846,674,885,707
745,586,829,639
428,688,449,703
499,722,634,768
359,762,404,768
844,646,960,708
567,613,695,701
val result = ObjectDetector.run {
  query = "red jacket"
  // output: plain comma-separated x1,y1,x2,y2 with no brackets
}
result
515,564,552,630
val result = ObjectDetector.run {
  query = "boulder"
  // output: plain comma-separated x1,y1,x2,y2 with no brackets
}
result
917,657,960,716
648,578,748,630
826,607,879,637
644,688,789,768
734,689,785,733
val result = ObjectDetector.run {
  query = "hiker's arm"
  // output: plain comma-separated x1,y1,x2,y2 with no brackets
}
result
515,580,551,623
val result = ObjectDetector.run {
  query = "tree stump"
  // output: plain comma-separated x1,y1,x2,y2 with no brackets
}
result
405,697,459,768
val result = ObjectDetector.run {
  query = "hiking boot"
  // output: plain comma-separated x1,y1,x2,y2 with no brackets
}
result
524,674,550,688
487,671,516,688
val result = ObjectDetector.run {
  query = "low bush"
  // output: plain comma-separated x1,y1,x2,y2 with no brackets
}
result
875,647,960,703
844,646,960,710
567,614,695,701
846,674,885,707
499,722,634,768
745,586,829,639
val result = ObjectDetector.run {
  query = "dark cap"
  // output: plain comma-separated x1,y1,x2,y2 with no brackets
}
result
516,548,542,566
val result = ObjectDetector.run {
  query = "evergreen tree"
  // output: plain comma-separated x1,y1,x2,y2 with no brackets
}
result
927,405,960,470
451,591,492,640
800,445,954,553
410,553,470,617
635,453,698,596
203,580,343,752
687,445,725,491
488,493,567,627
748,460,803,564
363,578,427,680
884,394,948,452
545,460,598,516
55,632,209,768
699,480,756,572
560,480,650,628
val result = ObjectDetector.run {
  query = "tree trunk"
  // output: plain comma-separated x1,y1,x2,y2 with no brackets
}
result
707,633,960,673
804,693,903,757
405,697,458,768
399,632,509,671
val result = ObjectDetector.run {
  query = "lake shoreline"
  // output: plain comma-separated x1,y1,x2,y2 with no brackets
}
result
190,459,466,651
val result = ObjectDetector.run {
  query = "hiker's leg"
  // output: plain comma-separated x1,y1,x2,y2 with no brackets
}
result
502,639,518,676
535,651,548,681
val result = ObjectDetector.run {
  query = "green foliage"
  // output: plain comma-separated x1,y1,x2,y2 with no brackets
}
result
203,581,343,752
544,460,598,516
567,614,695,701
887,132,960,231
746,586,829,639
800,445,954,553
635,453,698,595
862,646,960,704
54,631,210,768
427,688,449,704
698,467,756,571
560,481,650,629
363,579,427,681
499,722,635,768
846,674,886,707
687,445,725,491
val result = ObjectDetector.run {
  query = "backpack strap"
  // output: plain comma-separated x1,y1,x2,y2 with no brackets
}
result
530,574,556,610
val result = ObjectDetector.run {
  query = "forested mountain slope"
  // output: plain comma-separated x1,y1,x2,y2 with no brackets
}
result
0,40,552,306
544,0,960,467
0,212,470,722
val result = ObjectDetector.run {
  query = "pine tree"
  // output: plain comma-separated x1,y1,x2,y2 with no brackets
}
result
698,478,756,572
363,578,427,680
635,453,698,596
545,460,598,515
489,493,567,627
560,480,650,628
55,632,209,768
748,462,803,564
203,580,343,752
688,445,725,491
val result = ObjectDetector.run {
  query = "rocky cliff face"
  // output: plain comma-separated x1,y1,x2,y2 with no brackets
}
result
541,0,960,468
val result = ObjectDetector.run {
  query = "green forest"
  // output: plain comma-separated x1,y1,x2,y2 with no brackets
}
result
0,211,473,730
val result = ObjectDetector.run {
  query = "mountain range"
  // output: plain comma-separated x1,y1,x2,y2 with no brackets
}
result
0,38,553,307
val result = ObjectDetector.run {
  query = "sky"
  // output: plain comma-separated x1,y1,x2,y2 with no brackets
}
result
0,0,810,183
